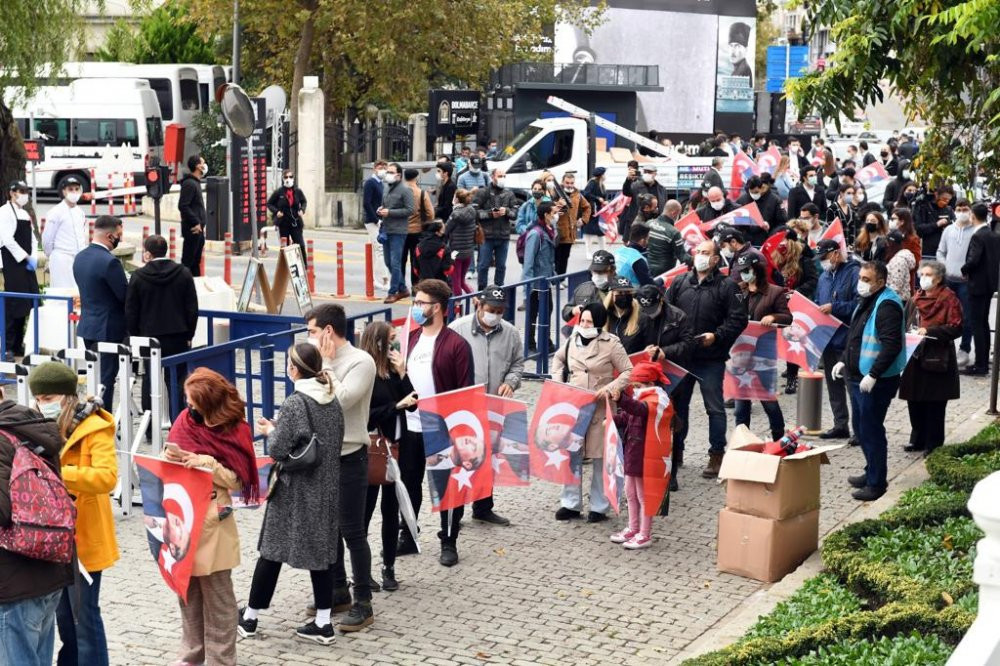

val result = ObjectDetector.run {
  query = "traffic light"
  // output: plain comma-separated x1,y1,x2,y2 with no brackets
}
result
145,165,171,200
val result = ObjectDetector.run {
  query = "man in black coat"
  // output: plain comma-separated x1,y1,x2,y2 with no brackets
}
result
736,174,786,245
697,186,737,225
914,185,956,257
787,165,827,219
125,234,199,412
700,157,725,194
177,154,207,277
961,202,1000,375
882,158,912,209
266,169,308,267
622,164,668,235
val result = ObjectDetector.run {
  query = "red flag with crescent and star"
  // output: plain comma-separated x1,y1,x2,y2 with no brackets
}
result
627,350,687,395
601,399,625,514
636,387,673,517
655,264,690,289
756,145,782,175
724,322,780,401
595,194,628,244
855,160,890,188
821,217,848,254
675,210,709,253
730,151,760,198
778,292,843,371
528,380,598,484
486,396,531,487
699,202,768,233
418,385,494,512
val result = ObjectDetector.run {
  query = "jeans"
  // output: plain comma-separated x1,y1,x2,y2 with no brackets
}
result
734,399,785,439
848,375,900,489
85,338,121,408
947,279,972,352
560,458,611,515
822,346,851,433
477,237,509,290
332,448,373,601
670,359,727,454
528,287,553,348
56,571,108,666
0,590,61,666
970,293,991,371
384,233,407,296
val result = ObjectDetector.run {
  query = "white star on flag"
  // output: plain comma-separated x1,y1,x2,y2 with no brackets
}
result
453,466,475,490
491,456,503,474
787,339,804,354
544,449,568,469
737,372,755,388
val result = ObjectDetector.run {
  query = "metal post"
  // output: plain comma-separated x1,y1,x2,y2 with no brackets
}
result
29,112,37,216
0,362,30,406
55,347,100,401
99,342,134,515
131,337,164,455
231,0,241,86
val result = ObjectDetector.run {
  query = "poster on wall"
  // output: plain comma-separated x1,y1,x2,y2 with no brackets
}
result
715,17,756,115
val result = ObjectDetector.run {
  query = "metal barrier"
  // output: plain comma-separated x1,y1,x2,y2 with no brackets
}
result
0,292,76,361
446,270,588,377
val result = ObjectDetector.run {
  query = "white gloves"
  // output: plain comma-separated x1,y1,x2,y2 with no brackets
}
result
859,375,877,393
831,362,845,380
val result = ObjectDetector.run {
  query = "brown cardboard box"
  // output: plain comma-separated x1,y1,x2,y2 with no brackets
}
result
718,425,843,520
717,508,819,582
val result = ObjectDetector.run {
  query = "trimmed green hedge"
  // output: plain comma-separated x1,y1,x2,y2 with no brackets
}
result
926,438,1000,492
771,631,953,665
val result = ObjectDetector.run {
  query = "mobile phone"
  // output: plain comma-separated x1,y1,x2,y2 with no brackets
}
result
164,442,184,457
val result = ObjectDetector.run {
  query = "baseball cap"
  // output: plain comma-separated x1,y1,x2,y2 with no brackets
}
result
480,285,507,308
589,250,615,272
8,180,28,192
717,227,745,244
641,164,658,173
61,176,81,188
815,239,841,256
735,252,762,270
887,229,905,245
610,276,633,291
636,284,663,316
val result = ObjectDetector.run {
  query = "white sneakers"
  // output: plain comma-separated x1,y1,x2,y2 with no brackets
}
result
610,529,636,544
957,350,971,368
610,529,652,549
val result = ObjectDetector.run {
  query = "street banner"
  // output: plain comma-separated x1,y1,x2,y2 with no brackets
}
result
596,194,629,244
528,380,598,485
627,351,688,394
486,396,531,487
778,292,844,371
602,399,624,514
135,455,214,602
856,160,890,188
724,322,780,401
821,217,848,254
675,210,709,253
419,385,493,512
756,145,782,175
231,456,273,509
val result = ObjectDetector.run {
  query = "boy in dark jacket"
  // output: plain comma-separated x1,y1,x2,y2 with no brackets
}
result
413,222,453,283
177,154,207,277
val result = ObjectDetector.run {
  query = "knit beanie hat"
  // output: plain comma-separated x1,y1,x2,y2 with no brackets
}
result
28,362,78,396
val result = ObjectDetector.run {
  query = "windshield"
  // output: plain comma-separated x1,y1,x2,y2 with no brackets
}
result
502,125,541,159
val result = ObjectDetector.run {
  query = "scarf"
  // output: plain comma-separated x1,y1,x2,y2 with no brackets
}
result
914,287,962,330
167,409,259,504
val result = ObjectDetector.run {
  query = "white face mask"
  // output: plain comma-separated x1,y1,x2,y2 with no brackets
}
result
37,400,63,420
956,212,971,225
710,199,725,211
66,191,82,204
576,325,599,339
200,162,209,176
470,167,481,174
919,275,935,291
749,192,761,201
740,270,755,283
902,169,911,180
495,178,505,188
375,169,387,179
694,254,711,272
384,173,397,185
480,311,502,328
888,220,899,230
307,336,320,348
642,173,655,184
820,259,833,272
564,185,575,193
721,247,734,260
857,281,872,297
284,178,294,188
591,272,609,288
15,193,28,207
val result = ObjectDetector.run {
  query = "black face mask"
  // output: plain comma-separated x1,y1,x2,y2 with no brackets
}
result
110,234,121,249
188,404,205,425
865,222,878,233
614,294,632,310
531,191,543,200
642,209,657,221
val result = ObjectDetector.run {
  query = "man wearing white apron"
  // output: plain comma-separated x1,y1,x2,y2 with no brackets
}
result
42,176,87,290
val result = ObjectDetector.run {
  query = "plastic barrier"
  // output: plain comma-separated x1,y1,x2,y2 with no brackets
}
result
0,292,76,360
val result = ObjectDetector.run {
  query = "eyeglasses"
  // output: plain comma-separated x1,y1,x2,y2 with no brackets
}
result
413,300,435,307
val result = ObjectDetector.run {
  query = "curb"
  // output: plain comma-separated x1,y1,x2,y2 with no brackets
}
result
670,408,995,665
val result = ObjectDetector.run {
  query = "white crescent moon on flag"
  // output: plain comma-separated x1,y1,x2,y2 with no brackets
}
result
444,410,484,443
539,402,580,429
163,482,194,533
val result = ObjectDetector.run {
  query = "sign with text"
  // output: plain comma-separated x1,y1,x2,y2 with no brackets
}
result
228,98,268,244
428,90,481,138
23,138,45,163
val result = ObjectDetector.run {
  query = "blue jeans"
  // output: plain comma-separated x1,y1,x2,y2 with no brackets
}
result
384,233,407,295
848,375,900,489
0,589,61,666
56,571,108,666
670,359,727,454
561,458,611,515
734,399,785,439
947,279,972,352
477,237,509,290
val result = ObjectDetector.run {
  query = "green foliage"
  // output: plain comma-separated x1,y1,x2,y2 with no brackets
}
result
861,517,980,590
956,591,978,614
926,439,1000,492
966,422,1000,444
743,574,863,641
770,631,952,666
883,482,968,521
189,103,226,176
96,1,217,65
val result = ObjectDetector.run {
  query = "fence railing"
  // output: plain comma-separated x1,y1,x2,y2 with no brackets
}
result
0,292,76,361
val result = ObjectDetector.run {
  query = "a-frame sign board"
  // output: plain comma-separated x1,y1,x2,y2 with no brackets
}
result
236,245,313,315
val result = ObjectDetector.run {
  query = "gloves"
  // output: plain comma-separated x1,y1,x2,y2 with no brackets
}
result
25,256,37,271
830,362,845,380
859,375,877,393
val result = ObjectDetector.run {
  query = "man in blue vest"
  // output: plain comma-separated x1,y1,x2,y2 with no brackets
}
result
831,260,905,501
614,218,654,287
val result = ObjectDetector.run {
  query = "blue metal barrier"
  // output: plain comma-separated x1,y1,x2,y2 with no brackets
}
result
0,292,75,361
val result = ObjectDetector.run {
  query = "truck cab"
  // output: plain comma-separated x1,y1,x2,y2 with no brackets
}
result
489,116,590,192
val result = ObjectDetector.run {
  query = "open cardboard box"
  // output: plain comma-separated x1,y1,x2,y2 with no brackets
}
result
718,425,844,520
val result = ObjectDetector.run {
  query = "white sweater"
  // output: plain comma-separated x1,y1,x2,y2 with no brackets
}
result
324,343,376,456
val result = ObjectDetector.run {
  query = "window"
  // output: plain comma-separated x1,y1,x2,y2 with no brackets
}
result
33,118,70,146
118,119,139,145
199,83,210,113
526,129,574,170
146,117,164,147
180,79,200,111
148,78,173,121
73,119,117,146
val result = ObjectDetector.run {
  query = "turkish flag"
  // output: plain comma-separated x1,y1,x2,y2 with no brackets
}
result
855,160,890,187
596,194,629,244
630,387,674,517
528,380,598,484
418,385,494,512
655,264,690,289
486,396,530,487
821,217,848,254
675,210,708,253
724,322,780,401
904,333,925,366
135,455,214,602
601,399,624,514
730,151,760,198
756,146,782,175
778,292,844,371
626,350,688,395
700,202,768,233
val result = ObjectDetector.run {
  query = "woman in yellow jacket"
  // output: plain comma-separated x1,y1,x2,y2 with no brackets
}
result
29,362,118,666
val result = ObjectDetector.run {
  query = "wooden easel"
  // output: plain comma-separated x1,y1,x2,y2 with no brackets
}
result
236,246,313,314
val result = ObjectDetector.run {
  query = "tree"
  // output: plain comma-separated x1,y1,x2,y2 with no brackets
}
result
755,0,781,91
96,1,218,65
190,102,227,176
0,0,96,194
786,0,1000,195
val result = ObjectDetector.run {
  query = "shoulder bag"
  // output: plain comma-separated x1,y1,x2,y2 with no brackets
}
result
367,434,400,485
281,395,322,472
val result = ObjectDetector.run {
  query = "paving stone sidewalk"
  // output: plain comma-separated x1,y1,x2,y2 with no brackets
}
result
91,372,992,665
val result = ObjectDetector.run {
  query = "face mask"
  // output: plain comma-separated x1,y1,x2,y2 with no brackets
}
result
642,173,654,184
15,193,28,207
806,175,817,187
390,340,401,353
531,190,543,200
888,219,899,231
956,212,971,225
37,400,63,420
109,234,121,249
411,304,431,326
66,191,82,204
881,155,889,163
865,222,878,233
591,272,609,288
200,163,209,176
481,311,502,327
721,247,734,260
613,294,631,310
904,191,916,201
694,254,711,272
284,178,294,187
856,281,872,297
820,259,833,272
710,199,725,211
545,181,555,191
919,275,935,291
384,173,397,185
307,336,320,348
576,325,599,340
641,209,657,221
470,168,480,174
188,405,205,424
902,170,911,180
740,270,755,283
854,195,865,205
749,191,763,201
495,178,505,188
564,186,575,193
375,169,387,179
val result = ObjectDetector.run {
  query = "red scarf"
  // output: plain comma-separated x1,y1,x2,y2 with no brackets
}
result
914,287,962,330
285,189,294,209
167,409,259,504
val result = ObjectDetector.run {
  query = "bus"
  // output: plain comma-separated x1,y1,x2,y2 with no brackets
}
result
11,78,164,193
180,64,228,112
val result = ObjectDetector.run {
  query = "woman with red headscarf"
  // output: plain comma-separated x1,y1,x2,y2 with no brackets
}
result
164,367,259,666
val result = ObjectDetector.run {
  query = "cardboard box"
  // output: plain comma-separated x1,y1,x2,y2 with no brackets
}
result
717,508,819,582
718,425,843,520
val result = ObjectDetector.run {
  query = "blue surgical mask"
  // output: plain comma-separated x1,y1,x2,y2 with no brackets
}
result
411,305,430,326
37,400,63,420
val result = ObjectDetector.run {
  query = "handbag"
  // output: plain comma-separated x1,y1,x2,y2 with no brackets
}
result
918,340,950,373
377,225,388,245
281,396,322,472
474,223,485,246
367,434,400,486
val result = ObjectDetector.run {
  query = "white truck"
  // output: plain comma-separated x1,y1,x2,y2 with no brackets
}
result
488,96,733,197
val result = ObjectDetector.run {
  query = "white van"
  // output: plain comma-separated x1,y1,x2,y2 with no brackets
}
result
180,64,228,112
11,78,164,192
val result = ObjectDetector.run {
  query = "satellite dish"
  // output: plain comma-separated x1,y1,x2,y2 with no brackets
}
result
260,85,287,127
218,84,256,139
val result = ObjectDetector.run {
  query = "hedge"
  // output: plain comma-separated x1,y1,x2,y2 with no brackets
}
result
926,439,1000,492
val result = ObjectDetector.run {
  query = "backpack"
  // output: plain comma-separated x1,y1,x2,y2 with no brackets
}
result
516,224,540,264
0,429,77,563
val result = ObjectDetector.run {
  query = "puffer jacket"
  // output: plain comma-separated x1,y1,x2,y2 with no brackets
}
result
444,205,479,260
473,185,518,239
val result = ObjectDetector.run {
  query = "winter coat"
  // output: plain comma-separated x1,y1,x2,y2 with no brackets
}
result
60,408,119,573
815,257,861,352
736,191,786,244
186,446,244,577
177,173,206,235
666,269,749,362
473,185,518,239
435,179,456,222
125,258,199,340
581,179,607,235
407,183,435,234
444,205,479,260
774,248,819,300
363,175,384,225
0,401,74,603
826,200,857,246
381,181,415,235
962,225,1000,296
650,302,695,366
622,178,668,226
449,314,524,395
266,185,307,230
606,304,658,354
556,190,592,244
899,287,962,402
516,197,546,235
696,199,737,224
521,223,557,284
914,199,956,258
646,215,688,276
549,332,633,459
562,279,613,322
367,370,414,444
258,382,343,570
787,184,828,220
745,284,792,324
414,232,453,282
842,287,905,381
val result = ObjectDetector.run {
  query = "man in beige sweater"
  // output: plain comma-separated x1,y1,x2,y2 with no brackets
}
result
305,304,377,632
